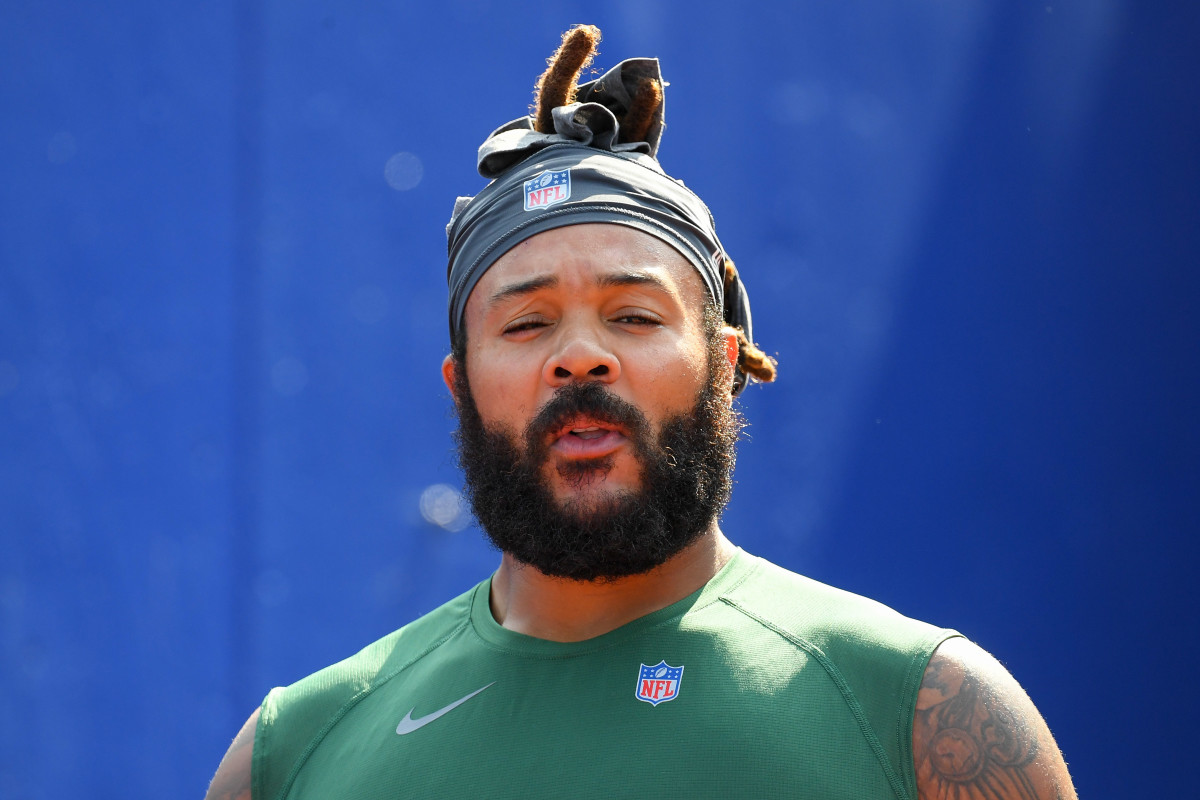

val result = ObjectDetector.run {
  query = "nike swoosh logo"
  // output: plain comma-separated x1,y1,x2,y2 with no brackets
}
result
395,682,495,735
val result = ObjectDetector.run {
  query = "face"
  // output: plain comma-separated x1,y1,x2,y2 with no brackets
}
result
443,223,742,580
447,224,736,503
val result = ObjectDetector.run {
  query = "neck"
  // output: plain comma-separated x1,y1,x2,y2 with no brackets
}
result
487,524,736,642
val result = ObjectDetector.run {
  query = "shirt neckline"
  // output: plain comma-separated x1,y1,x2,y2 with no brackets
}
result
468,548,759,657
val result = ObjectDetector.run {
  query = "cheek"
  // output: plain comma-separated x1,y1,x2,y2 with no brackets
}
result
627,338,709,407
464,348,539,429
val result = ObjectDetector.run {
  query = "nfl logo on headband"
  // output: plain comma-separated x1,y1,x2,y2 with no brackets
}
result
523,169,571,211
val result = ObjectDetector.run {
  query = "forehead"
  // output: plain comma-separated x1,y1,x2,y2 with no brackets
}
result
465,223,710,315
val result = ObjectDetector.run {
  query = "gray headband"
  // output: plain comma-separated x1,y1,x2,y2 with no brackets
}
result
446,58,755,393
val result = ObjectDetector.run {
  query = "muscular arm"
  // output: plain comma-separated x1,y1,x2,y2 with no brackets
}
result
913,637,1077,800
205,708,259,800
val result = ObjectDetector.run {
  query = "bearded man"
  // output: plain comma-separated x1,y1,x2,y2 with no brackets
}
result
207,26,1076,800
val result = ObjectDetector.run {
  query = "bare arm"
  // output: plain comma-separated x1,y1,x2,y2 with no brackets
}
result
205,708,259,800
913,637,1077,800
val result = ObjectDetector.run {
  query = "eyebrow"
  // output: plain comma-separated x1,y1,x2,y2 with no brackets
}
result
486,270,672,310
486,275,559,309
596,270,671,293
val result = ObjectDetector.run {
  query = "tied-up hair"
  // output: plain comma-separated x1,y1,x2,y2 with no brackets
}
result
532,26,665,149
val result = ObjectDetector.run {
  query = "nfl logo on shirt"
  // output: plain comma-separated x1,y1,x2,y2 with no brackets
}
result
523,169,571,211
635,661,684,706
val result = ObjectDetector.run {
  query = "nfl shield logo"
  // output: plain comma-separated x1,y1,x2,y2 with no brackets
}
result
635,660,684,706
523,169,571,211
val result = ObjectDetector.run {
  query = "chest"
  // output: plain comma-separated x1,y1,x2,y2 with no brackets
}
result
283,637,904,800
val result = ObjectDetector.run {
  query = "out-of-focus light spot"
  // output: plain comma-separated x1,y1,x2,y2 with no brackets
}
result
47,131,77,164
0,361,19,397
271,357,309,396
384,151,424,191
350,284,389,325
775,80,829,127
419,483,469,531
254,569,290,607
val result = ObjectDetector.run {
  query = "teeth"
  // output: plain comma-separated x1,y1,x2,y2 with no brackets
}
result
571,426,601,434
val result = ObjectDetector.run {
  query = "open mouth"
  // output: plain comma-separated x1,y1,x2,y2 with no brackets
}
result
565,425,608,440
550,417,628,459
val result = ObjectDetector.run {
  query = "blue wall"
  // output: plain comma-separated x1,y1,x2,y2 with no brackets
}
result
2,2,1196,797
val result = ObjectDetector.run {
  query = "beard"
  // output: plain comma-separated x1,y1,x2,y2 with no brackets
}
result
451,347,743,582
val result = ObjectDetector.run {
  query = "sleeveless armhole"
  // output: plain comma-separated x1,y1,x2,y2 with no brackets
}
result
719,556,962,800
248,585,481,800
892,627,963,799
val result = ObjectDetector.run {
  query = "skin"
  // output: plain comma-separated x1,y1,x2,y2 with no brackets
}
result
205,223,1076,799
205,707,256,800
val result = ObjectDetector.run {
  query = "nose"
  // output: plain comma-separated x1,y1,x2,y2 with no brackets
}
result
543,321,621,387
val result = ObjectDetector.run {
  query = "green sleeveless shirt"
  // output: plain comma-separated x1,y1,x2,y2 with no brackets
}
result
253,550,958,799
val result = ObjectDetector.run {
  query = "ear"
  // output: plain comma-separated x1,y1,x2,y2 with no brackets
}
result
441,354,458,400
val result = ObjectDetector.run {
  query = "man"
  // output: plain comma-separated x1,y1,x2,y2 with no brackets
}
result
207,26,1076,799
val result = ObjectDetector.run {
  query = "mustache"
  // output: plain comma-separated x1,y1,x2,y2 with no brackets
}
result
523,382,652,452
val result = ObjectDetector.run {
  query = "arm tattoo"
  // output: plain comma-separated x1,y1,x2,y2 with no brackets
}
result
914,646,1073,800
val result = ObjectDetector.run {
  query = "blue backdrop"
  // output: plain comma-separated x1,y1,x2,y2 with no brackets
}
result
2,2,1196,797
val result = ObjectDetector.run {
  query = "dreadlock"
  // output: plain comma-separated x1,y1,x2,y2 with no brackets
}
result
533,25,601,133
620,77,663,144
724,258,778,384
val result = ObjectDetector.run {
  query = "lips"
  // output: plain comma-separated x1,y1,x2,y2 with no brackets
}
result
549,417,628,459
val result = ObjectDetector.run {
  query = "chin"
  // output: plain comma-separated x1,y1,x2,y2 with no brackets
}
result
551,478,634,510
550,457,640,499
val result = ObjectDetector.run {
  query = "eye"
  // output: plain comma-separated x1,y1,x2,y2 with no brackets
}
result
502,315,551,335
612,310,662,327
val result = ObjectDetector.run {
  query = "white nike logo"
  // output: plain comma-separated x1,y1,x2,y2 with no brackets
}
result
395,682,495,735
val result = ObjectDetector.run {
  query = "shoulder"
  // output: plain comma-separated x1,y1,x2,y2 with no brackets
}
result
268,580,478,711
254,582,482,800
718,554,960,798
914,637,1078,800
721,554,956,660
